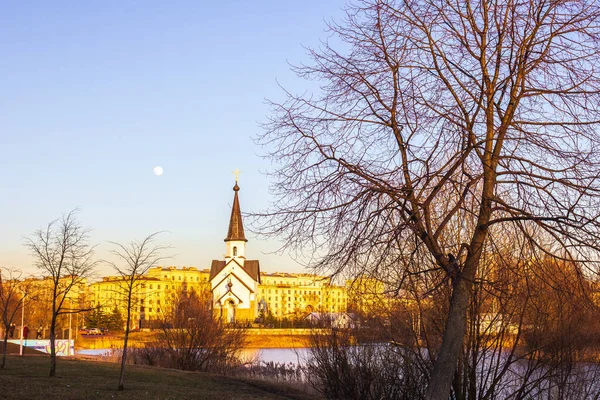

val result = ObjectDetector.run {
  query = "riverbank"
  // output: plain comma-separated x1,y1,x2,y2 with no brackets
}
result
0,355,317,400
76,328,319,350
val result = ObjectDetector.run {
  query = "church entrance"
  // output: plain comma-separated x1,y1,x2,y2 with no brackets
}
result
227,300,236,324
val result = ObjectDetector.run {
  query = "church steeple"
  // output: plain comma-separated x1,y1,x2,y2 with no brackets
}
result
224,171,248,262
225,181,247,243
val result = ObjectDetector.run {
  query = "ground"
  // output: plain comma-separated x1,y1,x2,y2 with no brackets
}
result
0,355,318,400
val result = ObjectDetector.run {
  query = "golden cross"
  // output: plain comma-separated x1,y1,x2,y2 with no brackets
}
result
233,168,241,182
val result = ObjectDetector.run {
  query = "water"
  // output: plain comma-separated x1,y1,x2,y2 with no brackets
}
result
239,347,310,365
77,347,310,365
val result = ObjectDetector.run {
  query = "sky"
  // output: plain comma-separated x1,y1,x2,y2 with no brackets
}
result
0,1,347,277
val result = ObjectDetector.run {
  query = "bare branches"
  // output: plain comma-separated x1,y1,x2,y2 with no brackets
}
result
106,232,170,391
254,1,600,398
106,232,170,294
0,267,27,369
25,209,96,377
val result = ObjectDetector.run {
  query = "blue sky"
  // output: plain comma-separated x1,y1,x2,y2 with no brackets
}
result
0,1,346,276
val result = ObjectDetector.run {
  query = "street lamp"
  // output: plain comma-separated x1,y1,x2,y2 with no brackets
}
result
19,292,26,356
68,299,72,356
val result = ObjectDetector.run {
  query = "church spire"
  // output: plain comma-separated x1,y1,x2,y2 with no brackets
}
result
225,179,248,242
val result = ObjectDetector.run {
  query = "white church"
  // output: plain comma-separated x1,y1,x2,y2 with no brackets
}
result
209,179,261,323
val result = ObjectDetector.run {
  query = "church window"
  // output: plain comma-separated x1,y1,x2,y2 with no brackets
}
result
172,276,175,280
233,246,237,256
149,308,153,313
158,285,161,289
150,284,153,289
179,276,182,281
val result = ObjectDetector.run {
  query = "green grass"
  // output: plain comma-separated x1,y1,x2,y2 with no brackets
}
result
0,356,319,400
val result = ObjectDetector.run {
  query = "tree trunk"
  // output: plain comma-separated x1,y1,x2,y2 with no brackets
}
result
1,329,8,369
49,314,57,377
118,300,132,390
425,275,474,400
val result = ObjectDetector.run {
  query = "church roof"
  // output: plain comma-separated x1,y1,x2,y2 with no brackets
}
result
225,182,247,242
209,259,261,283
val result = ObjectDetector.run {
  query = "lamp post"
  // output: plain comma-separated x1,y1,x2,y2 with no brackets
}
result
19,293,26,356
68,299,72,356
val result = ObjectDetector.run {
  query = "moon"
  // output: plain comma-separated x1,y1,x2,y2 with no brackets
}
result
153,166,163,176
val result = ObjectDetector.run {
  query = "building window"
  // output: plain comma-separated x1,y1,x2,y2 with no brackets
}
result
233,246,237,256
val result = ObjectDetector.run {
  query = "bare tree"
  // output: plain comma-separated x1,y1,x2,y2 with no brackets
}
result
255,1,600,398
26,210,96,377
106,232,169,391
0,267,27,369
153,288,247,372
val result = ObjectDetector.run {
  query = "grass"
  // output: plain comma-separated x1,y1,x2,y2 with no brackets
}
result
0,355,319,400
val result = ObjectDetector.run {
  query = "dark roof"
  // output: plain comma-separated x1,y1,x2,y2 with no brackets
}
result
209,260,226,281
209,259,261,284
244,260,261,283
225,182,247,242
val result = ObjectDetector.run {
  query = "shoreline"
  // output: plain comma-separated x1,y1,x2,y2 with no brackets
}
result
75,328,317,350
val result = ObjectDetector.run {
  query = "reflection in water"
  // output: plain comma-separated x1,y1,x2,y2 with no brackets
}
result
77,347,311,366
239,348,310,365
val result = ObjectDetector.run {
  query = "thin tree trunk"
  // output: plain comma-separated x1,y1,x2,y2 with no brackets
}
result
1,329,8,369
118,297,132,390
49,314,57,377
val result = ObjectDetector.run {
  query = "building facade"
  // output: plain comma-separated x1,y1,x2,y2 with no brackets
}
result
258,272,347,318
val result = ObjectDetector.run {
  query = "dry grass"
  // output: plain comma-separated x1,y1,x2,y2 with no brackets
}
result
0,355,319,400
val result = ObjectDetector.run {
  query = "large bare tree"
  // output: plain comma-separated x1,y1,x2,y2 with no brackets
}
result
26,210,96,377
255,1,600,398
106,232,169,391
